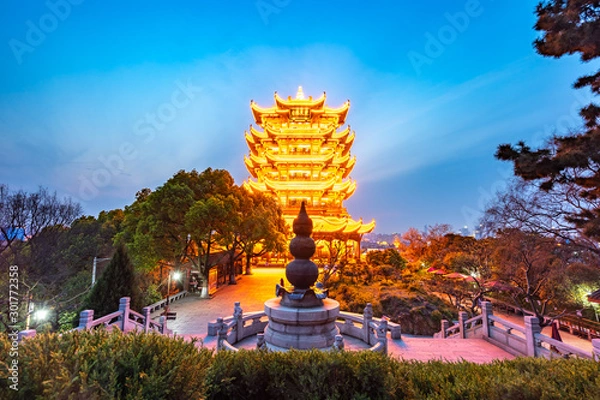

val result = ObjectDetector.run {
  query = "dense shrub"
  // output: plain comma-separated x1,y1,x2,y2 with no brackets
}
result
205,349,394,400
206,355,600,400
0,330,213,399
1,331,599,399
329,281,456,335
391,358,600,399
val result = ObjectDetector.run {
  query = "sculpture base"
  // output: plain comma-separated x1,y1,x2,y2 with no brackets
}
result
277,286,327,308
264,298,340,349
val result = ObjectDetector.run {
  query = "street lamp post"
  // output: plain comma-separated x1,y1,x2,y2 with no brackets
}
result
25,297,34,330
25,302,49,330
92,256,111,286
164,270,182,316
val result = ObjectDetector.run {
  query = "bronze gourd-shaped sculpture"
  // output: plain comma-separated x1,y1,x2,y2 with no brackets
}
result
286,202,319,289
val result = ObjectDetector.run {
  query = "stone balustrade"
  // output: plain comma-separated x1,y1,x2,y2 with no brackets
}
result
209,302,400,354
484,296,600,340
76,297,169,333
145,290,188,314
19,297,170,340
435,301,599,361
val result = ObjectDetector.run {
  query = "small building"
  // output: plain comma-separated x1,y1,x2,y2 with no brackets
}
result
588,289,600,304
183,250,243,296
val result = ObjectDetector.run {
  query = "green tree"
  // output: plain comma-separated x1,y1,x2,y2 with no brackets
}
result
236,190,287,275
40,214,121,330
80,245,143,318
495,0,600,243
491,229,572,326
185,194,238,294
118,168,236,270
0,185,82,332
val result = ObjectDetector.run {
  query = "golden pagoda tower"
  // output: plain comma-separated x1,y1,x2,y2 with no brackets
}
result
243,87,375,258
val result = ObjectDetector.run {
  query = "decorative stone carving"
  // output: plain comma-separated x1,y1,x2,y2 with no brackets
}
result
233,302,243,319
333,334,345,351
256,333,267,350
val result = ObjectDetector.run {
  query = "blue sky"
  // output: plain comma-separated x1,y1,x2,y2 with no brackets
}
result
0,1,594,233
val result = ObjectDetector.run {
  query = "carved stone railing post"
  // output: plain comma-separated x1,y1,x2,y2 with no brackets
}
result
217,317,228,351
376,317,388,354
78,310,94,330
333,334,344,351
592,339,600,361
525,316,541,357
256,333,266,350
363,303,373,343
458,311,468,339
18,330,36,341
481,301,493,338
119,297,131,331
233,302,243,343
142,307,151,332
159,316,166,334
440,320,449,338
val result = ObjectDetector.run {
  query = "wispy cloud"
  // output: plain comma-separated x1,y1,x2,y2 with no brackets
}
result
352,57,538,183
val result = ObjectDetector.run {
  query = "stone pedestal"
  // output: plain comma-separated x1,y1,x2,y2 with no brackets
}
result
264,297,340,349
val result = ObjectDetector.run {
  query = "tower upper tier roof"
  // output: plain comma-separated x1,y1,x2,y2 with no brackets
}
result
250,87,350,126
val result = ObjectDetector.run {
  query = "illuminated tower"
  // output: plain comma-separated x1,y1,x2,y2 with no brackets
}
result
243,87,375,255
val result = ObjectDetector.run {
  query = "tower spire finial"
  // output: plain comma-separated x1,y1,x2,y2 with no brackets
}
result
296,86,305,100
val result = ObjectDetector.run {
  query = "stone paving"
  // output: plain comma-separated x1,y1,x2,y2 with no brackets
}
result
158,268,517,363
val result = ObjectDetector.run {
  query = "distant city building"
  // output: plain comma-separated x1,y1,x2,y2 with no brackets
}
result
458,226,470,237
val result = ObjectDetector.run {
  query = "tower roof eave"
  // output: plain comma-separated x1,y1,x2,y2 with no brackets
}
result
357,219,376,234
245,131,255,145
250,125,269,140
331,126,351,140
340,157,357,178
332,153,351,166
283,215,375,236
250,101,279,125
249,153,268,165
244,156,259,177
245,179,267,192
274,91,327,109
343,132,355,151
332,179,356,196
323,102,350,124
342,219,364,234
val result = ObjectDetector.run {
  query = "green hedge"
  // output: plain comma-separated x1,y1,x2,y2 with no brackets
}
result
1,331,599,399
205,349,394,399
0,330,212,399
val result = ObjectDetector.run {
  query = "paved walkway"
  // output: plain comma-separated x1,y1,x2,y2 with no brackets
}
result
158,268,515,363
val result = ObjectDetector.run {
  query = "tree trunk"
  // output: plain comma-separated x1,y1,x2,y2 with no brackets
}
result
200,233,212,298
245,252,252,275
228,249,236,284
200,278,209,299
